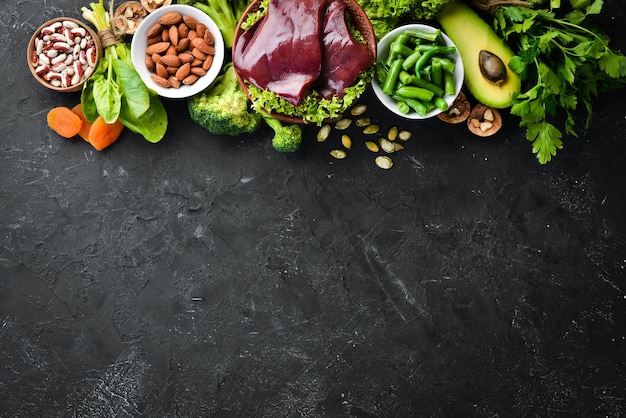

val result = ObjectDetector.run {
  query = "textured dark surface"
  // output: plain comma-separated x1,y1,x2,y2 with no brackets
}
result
2,1,626,417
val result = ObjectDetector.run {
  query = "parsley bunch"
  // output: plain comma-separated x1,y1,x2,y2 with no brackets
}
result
493,0,626,164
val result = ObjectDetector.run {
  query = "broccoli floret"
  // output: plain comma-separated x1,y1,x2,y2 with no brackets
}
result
177,0,250,47
262,114,303,153
188,63,262,136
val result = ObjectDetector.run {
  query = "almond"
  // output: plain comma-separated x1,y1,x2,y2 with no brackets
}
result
146,22,162,38
145,41,170,55
158,11,182,26
160,54,181,67
168,75,181,89
204,29,214,46
168,25,179,46
190,66,206,76
191,47,207,60
145,55,155,72
165,44,177,56
178,22,189,39
191,38,214,55
177,52,194,64
182,15,198,29
202,55,213,71
175,37,190,53
195,23,206,38
155,62,168,78
151,74,170,88
175,62,190,80
182,74,198,85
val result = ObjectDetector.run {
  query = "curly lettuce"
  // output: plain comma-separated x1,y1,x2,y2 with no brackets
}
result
355,0,454,40
246,67,374,125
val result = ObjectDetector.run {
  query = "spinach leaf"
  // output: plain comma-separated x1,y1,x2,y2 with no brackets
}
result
119,90,168,143
80,76,99,123
113,58,150,120
93,73,122,124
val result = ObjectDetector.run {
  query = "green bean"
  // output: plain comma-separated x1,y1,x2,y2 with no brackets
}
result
375,62,389,86
412,75,445,97
433,56,455,73
396,100,411,114
443,71,456,96
402,29,441,43
382,59,403,96
398,71,414,85
433,96,449,111
394,95,427,116
430,59,443,88
402,49,422,71
394,86,435,102
390,42,415,58
414,47,440,75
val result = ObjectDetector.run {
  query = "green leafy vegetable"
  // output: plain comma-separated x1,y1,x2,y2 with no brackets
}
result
493,0,626,163
355,0,453,40
177,0,250,47
81,0,167,143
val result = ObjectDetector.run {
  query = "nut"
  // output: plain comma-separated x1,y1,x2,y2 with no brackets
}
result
158,11,183,26
143,12,217,89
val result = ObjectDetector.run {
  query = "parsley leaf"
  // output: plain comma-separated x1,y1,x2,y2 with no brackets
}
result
493,1,626,163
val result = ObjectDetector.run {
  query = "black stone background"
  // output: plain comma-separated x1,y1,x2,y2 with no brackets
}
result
2,0,626,416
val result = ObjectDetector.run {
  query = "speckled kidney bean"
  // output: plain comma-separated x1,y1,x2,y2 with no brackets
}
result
31,20,97,88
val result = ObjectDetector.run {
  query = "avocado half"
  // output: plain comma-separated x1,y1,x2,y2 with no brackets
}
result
436,1,521,108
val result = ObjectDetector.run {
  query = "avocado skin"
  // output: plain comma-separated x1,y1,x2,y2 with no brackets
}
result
436,1,521,108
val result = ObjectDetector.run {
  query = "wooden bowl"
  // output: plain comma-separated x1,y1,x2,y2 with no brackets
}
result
232,0,377,124
27,17,102,93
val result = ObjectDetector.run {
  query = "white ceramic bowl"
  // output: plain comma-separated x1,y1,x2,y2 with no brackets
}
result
372,24,464,119
131,4,224,99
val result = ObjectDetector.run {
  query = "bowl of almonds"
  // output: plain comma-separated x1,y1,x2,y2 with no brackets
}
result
130,4,224,99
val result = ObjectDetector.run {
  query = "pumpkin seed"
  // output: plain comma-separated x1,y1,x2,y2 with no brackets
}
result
393,142,405,152
355,117,371,127
398,130,413,141
335,118,352,130
341,134,352,149
350,104,367,116
317,124,331,142
363,124,379,134
365,141,379,152
375,155,393,169
387,126,398,141
330,149,347,159
380,138,396,153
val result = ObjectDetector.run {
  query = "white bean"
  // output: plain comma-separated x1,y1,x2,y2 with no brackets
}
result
50,53,67,65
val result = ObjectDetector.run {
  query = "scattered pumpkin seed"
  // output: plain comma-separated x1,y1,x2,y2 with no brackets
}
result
363,124,379,134
387,126,398,141
335,118,352,130
365,141,379,152
393,142,405,152
330,149,347,159
375,155,393,169
355,117,371,127
317,124,331,142
379,138,396,153
350,104,367,116
398,130,413,141
341,134,352,149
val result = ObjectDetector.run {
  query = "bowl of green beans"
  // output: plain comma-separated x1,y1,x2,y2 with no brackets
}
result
372,24,464,119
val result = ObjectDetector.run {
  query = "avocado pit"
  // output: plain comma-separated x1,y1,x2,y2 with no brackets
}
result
479,50,507,86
